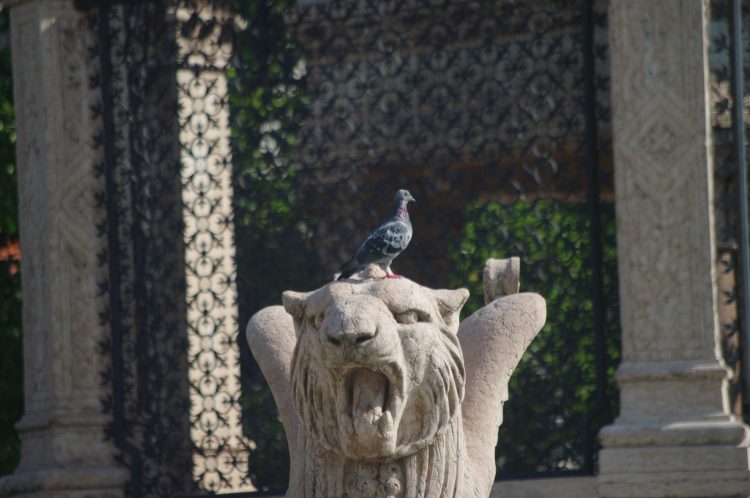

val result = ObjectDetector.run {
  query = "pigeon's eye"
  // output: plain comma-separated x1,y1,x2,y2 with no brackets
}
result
394,310,426,325
314,313,324,328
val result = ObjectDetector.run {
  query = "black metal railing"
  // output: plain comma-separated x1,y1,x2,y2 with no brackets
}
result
709,0,750,418
85,0,619,495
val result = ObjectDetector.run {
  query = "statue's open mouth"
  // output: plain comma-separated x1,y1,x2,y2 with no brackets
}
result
331,362,405,458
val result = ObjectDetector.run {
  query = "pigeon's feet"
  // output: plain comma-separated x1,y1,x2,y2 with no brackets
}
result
385,274,402,279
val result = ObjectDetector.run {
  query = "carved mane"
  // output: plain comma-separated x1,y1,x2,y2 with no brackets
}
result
296,416,465,498
245,260,546,498
288,282,467,496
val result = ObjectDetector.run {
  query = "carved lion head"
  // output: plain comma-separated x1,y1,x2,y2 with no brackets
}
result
283,278,469,461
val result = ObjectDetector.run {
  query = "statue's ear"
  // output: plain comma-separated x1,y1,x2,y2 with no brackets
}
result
432,288,469,333
282,290,310,327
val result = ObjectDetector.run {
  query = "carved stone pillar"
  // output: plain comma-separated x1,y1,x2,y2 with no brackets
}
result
599,1,750,496
0,1,125,497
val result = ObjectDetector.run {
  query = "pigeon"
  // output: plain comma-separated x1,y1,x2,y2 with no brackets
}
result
337,189,416,280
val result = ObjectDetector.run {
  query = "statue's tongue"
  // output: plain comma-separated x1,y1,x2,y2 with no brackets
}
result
351,368,389,436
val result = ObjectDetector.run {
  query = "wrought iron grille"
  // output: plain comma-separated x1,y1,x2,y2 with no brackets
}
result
85,0,619,495
709,0,750,418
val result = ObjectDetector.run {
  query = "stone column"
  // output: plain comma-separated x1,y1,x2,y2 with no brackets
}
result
0,1,125,497
599,1,750,497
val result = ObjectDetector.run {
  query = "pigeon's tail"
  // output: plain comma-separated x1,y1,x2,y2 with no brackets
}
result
337,261,360,281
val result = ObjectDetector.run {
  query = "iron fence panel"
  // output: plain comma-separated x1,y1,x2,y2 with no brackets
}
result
708,0,750,419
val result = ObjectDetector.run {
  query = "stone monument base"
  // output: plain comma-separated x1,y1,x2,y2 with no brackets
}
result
599,424,750,497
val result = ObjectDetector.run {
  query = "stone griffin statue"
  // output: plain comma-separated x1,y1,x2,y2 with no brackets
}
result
246,258,545,498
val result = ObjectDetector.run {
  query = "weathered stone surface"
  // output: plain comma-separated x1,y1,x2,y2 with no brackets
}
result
599,0,750,495
482,257,520,304
0,1,126,497
246,261,545,498
489,477,596,498
611,0,716,364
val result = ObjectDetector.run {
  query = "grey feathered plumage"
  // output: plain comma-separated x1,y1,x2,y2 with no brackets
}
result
337,189,415,280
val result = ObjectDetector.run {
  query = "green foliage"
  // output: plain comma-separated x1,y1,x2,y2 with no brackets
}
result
0,11,16,236
449,200,620,474
0,8,23,477
227,0,317,491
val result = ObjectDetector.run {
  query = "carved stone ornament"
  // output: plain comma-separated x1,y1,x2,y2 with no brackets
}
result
246,258,546,498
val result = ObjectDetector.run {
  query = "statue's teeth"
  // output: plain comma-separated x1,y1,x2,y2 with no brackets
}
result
379,410,394,435
351,368,387,422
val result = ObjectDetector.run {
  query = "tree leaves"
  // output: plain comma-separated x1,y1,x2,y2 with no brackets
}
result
0,8,22,478
449,200,620,475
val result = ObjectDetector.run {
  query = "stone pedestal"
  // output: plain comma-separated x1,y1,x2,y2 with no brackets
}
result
0,1,125,496
599,1,750,496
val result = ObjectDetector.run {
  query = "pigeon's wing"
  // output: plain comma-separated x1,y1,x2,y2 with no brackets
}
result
355,220,412,263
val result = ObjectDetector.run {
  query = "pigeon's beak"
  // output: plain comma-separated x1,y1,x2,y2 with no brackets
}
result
410,196,416,203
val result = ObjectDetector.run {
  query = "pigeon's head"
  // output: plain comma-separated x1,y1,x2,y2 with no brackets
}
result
394,189,416,205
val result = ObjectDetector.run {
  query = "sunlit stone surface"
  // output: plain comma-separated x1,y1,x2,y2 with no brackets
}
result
246,258,545,498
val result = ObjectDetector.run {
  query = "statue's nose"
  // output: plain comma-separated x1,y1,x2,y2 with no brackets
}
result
326,315,377,347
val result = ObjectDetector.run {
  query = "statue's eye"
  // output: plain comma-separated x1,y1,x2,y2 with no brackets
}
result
394,310,426,325
314,313,324,328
